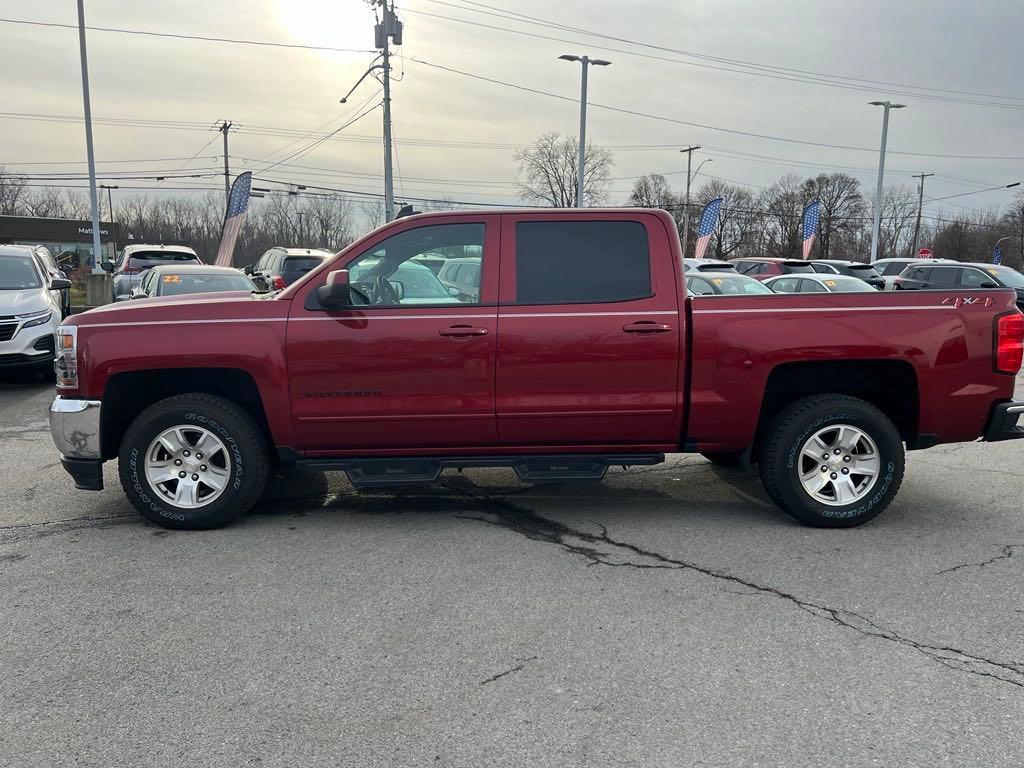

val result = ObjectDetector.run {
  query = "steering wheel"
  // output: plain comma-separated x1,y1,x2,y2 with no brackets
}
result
371,274,401,305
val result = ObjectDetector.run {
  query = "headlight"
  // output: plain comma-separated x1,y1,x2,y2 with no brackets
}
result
18,310,52,329
55,326,78,389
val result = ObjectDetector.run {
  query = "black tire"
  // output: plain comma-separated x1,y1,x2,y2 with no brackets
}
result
701,451,743,467
759,395,904,528
118,393,269,530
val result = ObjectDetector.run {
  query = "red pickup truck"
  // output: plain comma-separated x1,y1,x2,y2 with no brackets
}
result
48,209,1024,530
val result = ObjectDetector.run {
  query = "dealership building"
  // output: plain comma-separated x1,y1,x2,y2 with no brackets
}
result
0,215,121,269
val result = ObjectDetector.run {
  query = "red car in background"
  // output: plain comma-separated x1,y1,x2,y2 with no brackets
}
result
731,257,817,281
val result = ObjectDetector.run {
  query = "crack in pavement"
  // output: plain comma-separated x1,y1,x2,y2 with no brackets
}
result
443,478,1024,690
0,513,138,544
936,544,1024,575
479,656,538,685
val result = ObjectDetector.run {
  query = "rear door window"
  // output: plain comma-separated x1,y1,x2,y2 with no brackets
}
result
929,267,960,287
959,269,990,288
811,263,836,273
769,277,799,293
906,267,930,281
799,279,827,293
688,276,716,295
514,221,651,304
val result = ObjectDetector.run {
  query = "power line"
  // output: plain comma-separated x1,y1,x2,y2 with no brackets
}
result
440,0,1024,103
0,17,375,54
406,5,1024,111
407,59,1024,160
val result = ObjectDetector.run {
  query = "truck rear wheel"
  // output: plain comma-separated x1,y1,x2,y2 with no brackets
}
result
118,393,269,530
759,395,904,528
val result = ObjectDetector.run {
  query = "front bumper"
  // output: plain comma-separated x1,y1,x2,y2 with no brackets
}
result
49,397,102,459
981,401,1024,442
49,397,104,490
0,325,57,369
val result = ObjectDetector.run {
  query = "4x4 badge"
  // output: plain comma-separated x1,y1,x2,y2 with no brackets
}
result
940,296,996,308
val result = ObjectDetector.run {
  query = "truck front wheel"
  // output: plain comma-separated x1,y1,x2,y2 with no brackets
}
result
759,395,904,528
118,394,269,529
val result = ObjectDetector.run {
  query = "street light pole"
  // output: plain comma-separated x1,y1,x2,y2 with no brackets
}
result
559,54,611,207
76,0,103,272
868,101,906,262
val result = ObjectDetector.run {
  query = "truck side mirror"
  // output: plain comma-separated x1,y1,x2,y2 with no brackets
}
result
100,261,113,273
50,278,72,290
316,269,353,308
980,281,999,289
242,264,253,275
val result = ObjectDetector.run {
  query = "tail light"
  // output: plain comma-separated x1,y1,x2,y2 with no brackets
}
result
995,311,1024,374
272,275,286,290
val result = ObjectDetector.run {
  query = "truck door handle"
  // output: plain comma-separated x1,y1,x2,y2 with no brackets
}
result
439,325,489,338
623,321,672,334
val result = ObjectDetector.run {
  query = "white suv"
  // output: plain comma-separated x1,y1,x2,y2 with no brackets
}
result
0,245,69,375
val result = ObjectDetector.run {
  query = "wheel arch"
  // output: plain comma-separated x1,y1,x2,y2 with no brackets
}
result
753,359,920,459
100,368,274,460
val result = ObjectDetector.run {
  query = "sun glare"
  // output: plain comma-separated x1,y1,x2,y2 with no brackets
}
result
275,0,377,53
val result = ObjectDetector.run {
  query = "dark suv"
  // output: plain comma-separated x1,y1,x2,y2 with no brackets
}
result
731,258,816,281
246,247,332,291
896,263,1024,309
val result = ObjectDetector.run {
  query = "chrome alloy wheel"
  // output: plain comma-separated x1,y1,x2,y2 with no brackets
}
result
144,426,232,509
797,424,881,507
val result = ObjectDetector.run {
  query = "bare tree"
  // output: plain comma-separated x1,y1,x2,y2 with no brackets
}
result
0,169,28,215
759,174,809,259
695,179,757,259
360,200,386,232
801,173,867,260
514,132,613,207
305,194,355,251
876,186,917,260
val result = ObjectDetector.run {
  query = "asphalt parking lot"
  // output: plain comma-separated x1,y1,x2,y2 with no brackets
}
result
1,372,1022,767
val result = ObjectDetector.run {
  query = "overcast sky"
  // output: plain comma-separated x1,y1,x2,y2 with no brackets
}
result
2,0,1021,220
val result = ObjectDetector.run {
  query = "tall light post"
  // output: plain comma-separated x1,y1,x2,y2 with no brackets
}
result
559,54,611,207
76,0,103,272
868,101,906,262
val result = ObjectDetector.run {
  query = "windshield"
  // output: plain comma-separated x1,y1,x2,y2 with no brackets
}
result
824,277,875,292
0,255,43,290
158,273,255,296
704,275,772,295
987,266,1024,289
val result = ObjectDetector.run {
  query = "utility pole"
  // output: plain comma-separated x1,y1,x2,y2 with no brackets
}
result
910,172,933,257
380,1,394,222
679,145,701,258
218,120,233,207
76,0,103,272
